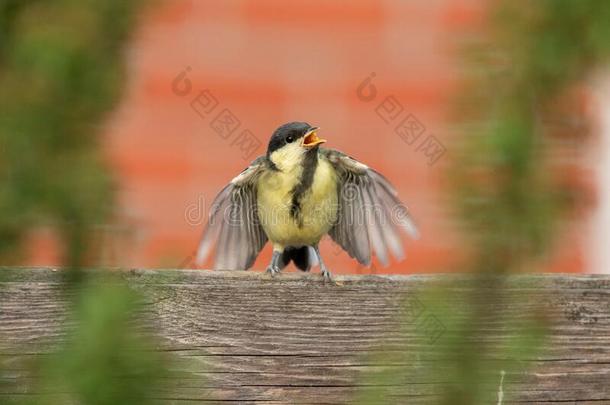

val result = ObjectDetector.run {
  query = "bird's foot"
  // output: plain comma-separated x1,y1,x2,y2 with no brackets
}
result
266,265,282,277
321,267,335,284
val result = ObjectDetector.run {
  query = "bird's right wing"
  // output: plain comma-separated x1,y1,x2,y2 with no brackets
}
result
196,157,268,270
322,149,419,267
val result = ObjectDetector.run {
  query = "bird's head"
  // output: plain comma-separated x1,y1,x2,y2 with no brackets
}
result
266,122,326,171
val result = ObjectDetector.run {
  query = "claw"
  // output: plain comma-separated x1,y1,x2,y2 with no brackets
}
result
266,266,281,277
321,268,335,284
266,250,283,278
312,245,335,284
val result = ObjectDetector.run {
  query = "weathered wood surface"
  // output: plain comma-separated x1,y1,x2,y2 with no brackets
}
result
1,268,609,404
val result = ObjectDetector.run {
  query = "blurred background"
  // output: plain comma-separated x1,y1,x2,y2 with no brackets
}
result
5,0,609,274
3,1,610,404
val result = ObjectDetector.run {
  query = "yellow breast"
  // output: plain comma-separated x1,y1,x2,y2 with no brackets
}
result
257,158,338,249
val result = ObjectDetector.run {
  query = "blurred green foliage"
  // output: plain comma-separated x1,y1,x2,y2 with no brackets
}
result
359,1,610,403
454,0,610,272
356,280,549,404
0,0,142,267
0,2,182,404
32,276,167,405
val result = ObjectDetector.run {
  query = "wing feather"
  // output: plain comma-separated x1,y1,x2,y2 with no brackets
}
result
322,149,418,267
362,182,389,266
370,180,405,260
196,157,268,270
351,184,371,263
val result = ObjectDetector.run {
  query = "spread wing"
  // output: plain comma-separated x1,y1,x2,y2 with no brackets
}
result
322,149,419,267
196,157,268,270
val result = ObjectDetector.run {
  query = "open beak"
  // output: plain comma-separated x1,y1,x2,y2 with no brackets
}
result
301,127,326,148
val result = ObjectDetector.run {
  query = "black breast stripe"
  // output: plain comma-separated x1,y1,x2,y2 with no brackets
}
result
289,149,319,226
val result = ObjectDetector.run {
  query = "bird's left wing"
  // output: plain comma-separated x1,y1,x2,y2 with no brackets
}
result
322,149,419,267
196,157,268,270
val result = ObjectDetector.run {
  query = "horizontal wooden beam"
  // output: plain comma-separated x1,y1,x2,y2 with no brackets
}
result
1,268,609,403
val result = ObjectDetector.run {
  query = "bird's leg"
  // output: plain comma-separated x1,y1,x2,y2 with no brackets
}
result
266,250,283,277
313,245,333,282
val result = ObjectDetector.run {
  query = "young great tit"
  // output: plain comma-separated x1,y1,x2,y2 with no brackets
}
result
196,121,418,280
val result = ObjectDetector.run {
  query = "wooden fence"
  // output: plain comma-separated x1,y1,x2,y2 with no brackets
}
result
1,268,609,403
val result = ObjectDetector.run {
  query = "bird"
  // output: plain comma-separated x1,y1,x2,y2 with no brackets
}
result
196,121,418,280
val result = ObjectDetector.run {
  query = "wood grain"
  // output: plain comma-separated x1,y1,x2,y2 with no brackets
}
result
1,268,609,404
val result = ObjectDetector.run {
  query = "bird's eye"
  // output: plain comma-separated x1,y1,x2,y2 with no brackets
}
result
286,135,294,143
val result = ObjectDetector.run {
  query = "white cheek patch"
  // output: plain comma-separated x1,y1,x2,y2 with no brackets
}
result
269,142,306,171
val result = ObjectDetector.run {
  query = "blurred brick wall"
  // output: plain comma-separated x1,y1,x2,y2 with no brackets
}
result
27,0,588,274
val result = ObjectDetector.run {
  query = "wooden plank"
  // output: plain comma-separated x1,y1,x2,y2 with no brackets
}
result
0,268,609,403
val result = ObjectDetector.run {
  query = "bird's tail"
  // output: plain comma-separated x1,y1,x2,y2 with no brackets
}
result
280,246,317,272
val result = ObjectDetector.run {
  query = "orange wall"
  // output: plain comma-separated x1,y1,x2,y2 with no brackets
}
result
27,0,588,274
